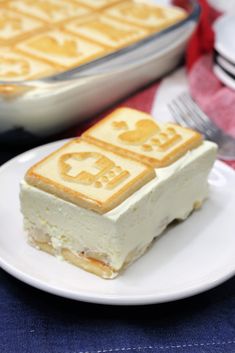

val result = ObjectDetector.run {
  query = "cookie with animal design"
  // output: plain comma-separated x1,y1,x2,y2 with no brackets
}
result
0,48,55,96
82,108,203,167
0,8,44,44
0,49,54,81
16,29,106,68
8,0,90,24
105,0,187,32
65,14,148,49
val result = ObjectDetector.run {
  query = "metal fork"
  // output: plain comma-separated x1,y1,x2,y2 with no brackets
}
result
168,92,235,160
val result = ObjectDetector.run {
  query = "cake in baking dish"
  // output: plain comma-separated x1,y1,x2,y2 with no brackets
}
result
20,108,217,278
0,0,187,83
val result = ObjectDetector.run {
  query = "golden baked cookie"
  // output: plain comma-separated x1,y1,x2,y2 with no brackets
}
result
83,108,203,167
26,138,155,213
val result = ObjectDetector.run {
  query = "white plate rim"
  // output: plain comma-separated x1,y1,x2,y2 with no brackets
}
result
214,14,235,64
0,140,235,306
213,64,235,91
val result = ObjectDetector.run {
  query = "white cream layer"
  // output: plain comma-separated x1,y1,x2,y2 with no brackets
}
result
20,141,217,270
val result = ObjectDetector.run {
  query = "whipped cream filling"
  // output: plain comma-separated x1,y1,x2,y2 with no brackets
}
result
20,141,217,270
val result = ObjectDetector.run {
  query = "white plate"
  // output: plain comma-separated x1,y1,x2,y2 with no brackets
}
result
214,14,235,64
0,140,235,305
213,64,235,91
216,53,235,76
208,0,235,13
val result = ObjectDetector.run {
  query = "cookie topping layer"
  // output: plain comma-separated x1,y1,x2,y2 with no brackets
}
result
25,139,155,213
0,0,186,82
83,108,203,167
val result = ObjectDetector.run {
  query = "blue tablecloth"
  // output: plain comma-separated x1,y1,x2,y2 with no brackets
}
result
1,144,235,353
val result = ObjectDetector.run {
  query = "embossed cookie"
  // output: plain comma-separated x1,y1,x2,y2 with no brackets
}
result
0,49,54,81
16,29,106,68
105,0,187,31
8,0,90,24
82,108,203,167
25,139,155,213
65,14,148,49
0,8,43,44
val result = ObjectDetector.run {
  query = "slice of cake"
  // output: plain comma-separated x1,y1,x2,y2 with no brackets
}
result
20,108,217,279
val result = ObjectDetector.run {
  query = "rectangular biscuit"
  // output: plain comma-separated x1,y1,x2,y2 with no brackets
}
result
105,0,187,32
0,48,55,81
16,29,106,68
82,108,203,167
8,0,90,24
65,14,148,49
0,8,44,44
25,138,155,214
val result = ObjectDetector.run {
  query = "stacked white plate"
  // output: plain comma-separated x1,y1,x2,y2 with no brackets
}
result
213,14,235,90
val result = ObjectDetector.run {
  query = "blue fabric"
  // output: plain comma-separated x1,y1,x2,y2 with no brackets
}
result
0,270,235,353
1,145,235,353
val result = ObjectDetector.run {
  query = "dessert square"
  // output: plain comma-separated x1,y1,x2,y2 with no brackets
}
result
74,0,122,10
65,14,148,49
25,139,155,214
83,108,203,167
0,49,55,81
20,109,217,278
16,29,106,68
0,8,43,43
8,0,90,24
105,0,187,31
21,140,217,278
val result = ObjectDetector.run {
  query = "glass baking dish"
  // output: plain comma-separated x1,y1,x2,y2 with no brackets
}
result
0,0,200,140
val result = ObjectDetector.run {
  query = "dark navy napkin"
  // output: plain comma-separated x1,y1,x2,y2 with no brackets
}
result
0,270,235,353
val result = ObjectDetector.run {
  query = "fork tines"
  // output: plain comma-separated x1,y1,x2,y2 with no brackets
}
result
168,92,235,160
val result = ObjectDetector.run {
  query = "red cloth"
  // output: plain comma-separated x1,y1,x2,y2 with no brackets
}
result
189,55,235,138
75,83,159,136
186,1,235,168
186,0,220,70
